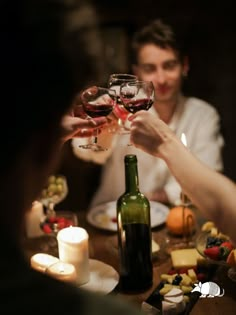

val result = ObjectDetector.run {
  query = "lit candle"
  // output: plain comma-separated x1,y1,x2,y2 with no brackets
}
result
45,261,77,283
180,133,191,206
57,226,89,285
25,201,44,238
181,132,187,147
30,253,59,272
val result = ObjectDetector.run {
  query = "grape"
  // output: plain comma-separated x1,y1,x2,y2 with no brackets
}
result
48,175,56,184
56,184,63,193
56,177,64,185
48,184,57,193
40,175,67,201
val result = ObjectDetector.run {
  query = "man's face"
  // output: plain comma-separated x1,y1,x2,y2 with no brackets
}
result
133,44,188,104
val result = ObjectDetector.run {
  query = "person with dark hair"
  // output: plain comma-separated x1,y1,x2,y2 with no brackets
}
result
0,0,143,314
129,110,236,244
72,19,224,207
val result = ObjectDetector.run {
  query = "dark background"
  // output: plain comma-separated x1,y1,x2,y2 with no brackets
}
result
57,0,235,212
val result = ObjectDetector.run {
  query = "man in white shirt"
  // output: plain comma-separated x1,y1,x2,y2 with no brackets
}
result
72,19,224,206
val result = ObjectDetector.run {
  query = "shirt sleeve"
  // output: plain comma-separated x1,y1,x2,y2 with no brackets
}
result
185,106,224,172
164,101,224,205
164,176,182,205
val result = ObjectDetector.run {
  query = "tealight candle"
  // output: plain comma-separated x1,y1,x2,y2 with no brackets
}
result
45,261,77,283
57,226,89,285
30,253,59,273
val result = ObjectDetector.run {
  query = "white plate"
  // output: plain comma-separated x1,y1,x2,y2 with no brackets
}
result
80,259,119,294
87,200,169,231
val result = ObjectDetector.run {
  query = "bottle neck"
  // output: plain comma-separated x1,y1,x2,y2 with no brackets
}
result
125,160,139,193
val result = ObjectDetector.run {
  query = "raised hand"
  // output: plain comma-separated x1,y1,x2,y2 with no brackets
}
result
129,110,176,157
61,104,107,142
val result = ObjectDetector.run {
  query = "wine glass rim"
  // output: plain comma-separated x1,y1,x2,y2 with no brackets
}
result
121,80,154,86
81,86,117,99
109,74,138,83
109,73,138,78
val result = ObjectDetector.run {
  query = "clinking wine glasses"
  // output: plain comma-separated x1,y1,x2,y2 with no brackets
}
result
108,73,138,134
120,80,155,145
78,86,117,151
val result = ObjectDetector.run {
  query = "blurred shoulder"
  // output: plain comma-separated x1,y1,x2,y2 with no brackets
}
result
184,97,220,117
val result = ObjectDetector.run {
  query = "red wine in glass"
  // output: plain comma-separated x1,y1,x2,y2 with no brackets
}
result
108,74,138,134
120,80,155,145
113,103,130,121
79,86,116,151
83,103,114,118
123,98,154,114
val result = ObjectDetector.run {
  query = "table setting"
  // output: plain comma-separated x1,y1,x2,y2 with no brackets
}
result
86,200,169,232
23,140,236,315
23,199,236,314
28,223,119,295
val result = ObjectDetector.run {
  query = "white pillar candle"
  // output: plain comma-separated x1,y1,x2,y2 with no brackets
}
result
45,261,77,283
57,226,89,285
25,201,44,238
30,253,59,272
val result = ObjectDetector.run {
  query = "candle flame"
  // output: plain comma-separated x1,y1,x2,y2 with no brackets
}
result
181,133,187,147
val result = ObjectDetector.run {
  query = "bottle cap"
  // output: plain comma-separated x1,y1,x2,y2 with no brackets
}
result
124,154,137,162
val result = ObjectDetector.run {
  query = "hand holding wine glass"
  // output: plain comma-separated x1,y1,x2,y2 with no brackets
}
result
61,105,108,142
78,86,117,151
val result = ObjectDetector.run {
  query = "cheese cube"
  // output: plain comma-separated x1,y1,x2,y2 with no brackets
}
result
152,239,160,254
170,248,203,269
179,273,192,286
187,268,197,282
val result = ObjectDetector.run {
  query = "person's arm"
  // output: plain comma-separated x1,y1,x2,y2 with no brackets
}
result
156,102,224,205
130,111,236,243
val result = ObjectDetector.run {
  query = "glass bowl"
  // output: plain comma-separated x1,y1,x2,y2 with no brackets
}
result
40,175,68,210
196,231,230,264
195,231,236,281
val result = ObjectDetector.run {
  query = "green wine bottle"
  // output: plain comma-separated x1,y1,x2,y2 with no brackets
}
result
117,154,153,292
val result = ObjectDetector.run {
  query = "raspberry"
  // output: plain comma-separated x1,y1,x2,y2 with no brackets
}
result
42,224,52,234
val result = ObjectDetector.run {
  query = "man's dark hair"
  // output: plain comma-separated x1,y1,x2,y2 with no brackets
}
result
131,19,187,65
0,0,103,170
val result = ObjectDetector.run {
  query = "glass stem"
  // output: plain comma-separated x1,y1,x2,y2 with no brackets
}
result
46,202,56,218
93,128,99,144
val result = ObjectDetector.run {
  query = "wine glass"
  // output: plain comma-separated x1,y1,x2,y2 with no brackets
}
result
108,73,138,134
78,86,117,151
39,175,78,255
120,80,155,145
196,231,236,282
120,80,154,113
40,175,68,219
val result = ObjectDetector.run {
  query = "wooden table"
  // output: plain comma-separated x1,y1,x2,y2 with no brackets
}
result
23,209,236,315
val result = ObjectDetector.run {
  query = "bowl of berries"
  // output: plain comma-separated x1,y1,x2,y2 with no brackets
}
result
196,221,236,281
196,231,232,264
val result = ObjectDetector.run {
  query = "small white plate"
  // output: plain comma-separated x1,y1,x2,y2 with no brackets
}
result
80,259,119,294
87,200,169,231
